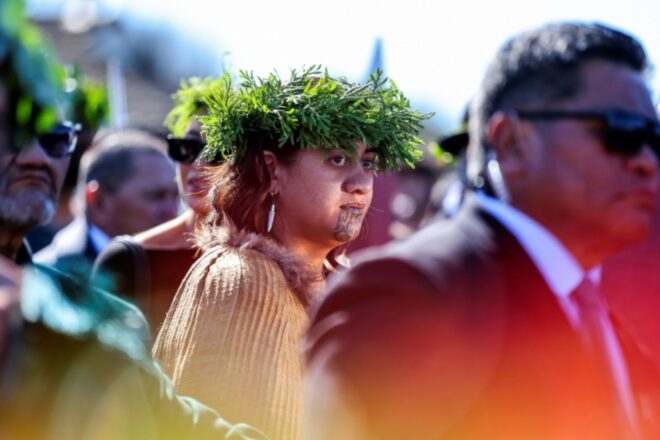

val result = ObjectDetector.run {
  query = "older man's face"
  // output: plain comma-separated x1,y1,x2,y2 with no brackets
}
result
513,60,659,266
97,151,179,237
0,86,69,231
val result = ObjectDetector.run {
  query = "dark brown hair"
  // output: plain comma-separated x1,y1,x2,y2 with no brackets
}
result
201,132,299,237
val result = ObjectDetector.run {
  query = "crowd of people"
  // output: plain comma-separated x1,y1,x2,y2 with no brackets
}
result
3,0,660,439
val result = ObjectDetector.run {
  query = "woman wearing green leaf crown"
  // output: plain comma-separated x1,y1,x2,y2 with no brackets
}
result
153,66,431,440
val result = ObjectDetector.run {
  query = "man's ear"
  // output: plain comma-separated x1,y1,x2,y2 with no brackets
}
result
487,111,530,179
85,180,107,213
262,151,280,194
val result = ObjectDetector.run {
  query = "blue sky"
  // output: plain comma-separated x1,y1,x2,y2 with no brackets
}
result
29,0,660,133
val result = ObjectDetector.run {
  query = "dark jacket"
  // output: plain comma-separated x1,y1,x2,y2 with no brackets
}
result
92,236,199,335
306,196,660,440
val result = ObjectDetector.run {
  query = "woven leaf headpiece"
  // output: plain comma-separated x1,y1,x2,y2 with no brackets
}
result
200,66,433,172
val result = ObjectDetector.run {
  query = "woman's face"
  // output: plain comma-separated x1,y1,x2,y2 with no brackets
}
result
270,143,375,253
176,120,210,214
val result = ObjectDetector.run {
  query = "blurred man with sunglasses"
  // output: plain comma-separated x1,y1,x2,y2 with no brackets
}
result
0,2,265,438
306,22,660,440
0,117,79,260
35,130,179,271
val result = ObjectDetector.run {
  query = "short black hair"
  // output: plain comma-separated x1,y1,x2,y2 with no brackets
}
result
84,130,169,194
468,22,648,182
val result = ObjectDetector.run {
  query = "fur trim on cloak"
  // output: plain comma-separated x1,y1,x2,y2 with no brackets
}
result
196,219,326,307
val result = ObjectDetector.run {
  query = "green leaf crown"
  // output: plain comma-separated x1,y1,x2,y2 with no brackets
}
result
199,66,433,172
0,0,69,145
165,76,228,137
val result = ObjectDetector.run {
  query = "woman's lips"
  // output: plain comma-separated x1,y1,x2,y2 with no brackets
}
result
341,202,366,209
340,203,367,214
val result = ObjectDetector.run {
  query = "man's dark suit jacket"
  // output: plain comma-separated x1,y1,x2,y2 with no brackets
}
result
306,196,660,440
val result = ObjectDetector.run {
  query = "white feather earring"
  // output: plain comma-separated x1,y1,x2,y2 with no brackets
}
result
267,193,276,233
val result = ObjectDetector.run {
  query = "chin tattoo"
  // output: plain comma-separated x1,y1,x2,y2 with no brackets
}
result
333,209,365,242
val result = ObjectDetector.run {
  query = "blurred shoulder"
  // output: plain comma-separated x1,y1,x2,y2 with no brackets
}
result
25,263,151,358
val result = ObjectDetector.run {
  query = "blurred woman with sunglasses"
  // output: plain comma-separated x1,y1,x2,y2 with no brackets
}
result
92,77,223,334
152,67,431,440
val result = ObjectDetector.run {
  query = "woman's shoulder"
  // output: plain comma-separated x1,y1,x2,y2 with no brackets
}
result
171,244,298,327
134,212,194,249
192,241,285,283
92,236,144,293
195,223,322,306
195,222,283,267
96,235,142,263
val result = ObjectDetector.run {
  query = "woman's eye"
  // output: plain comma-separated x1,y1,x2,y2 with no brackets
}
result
361,158,377,171
329,155,347,166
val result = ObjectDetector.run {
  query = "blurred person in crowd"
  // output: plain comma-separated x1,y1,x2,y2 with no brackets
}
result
93,77,223,334
382,107,471,241
27,71,110,252
0,3,265,438
387,159,439,240
34,129,179,271
305,22,660,440
153,67,430,440
430,105,471,219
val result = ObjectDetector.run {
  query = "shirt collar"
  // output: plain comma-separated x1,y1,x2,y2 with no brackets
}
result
87,223,112,254
474,192,600,298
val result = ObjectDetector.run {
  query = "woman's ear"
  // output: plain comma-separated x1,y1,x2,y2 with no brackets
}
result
262,151,280,194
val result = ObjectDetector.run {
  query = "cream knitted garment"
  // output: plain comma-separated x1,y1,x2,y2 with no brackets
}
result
153,227,322,440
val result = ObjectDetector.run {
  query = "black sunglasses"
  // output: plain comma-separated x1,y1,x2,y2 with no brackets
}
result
35,122,80,158
516,109,660,156
167,135,207,164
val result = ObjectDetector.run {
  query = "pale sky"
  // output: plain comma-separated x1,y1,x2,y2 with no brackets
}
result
29,0,660,133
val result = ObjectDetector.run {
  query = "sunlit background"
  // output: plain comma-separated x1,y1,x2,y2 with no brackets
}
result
26,0,660,138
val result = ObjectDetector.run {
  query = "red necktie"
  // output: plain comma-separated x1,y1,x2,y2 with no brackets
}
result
571,278,640,439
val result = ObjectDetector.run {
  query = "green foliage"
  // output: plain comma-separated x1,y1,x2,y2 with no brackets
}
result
1,0,69,149
429,141,457,166
200,66,433,172
65,67,110,132
165,76,229,137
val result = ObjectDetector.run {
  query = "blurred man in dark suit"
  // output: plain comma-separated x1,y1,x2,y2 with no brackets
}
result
306,22,660,440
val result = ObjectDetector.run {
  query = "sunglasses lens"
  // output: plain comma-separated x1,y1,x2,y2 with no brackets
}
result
604,129,646,155
38,126,76,158
168,138,205,163
603,114,649,156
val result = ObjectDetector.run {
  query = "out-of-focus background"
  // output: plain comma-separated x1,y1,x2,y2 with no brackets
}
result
25,0,660,251
26,0,660,138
